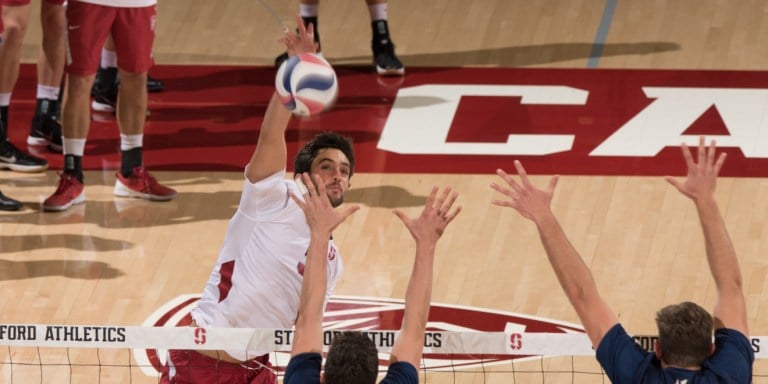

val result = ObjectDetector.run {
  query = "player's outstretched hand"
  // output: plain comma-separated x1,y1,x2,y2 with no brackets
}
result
291,173,359,234
278,14,319,57
664,136,726,203
491,160,559,224
394,186,461,245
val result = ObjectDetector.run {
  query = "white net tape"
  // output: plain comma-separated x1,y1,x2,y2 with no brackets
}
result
1,324,766,383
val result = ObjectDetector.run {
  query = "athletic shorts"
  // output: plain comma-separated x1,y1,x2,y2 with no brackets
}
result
65,0,155,75
160,350,276,384
0,0,65,6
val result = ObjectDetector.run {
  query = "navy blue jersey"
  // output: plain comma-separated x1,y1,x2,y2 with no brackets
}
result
284,352,419,384
596,323,754,383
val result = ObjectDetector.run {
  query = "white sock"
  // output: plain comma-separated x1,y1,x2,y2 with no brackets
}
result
120,134,143,151
100,49,118,69
368,3,388,21
63,138,87,156
299,3,318,17
36,85,60,100
0,93,11,106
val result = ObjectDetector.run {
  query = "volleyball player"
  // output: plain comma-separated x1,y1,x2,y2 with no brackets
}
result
43,0,176,212
490,136,753,382
0,4,21,211
0,0,66,173
285,175,460,384
0,0,65,209
160,17,357,384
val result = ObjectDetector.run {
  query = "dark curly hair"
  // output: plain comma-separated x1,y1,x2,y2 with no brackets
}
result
324,331,379,384
293,132,355,178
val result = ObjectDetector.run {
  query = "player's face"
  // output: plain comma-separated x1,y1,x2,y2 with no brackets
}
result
310,148,351,208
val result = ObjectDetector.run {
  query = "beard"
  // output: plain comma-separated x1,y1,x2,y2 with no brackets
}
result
328,193,344,208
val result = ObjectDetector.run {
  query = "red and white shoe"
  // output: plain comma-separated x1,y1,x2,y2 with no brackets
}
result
43,173,85,211
114,167,177,201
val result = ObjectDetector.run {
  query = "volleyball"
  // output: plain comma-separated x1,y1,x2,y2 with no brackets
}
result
275,52,338,116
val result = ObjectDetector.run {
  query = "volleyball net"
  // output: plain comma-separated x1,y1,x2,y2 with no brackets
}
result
1,324,767,383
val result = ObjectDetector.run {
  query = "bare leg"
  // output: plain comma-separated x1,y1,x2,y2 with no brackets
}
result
37,1,66,87
28,1,67,150
116,70,147,136
0,4,30,95
0,4,48,173
63,74,95,140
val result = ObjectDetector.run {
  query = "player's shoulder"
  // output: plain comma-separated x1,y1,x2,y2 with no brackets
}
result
284,353,322,384
378,361,418,384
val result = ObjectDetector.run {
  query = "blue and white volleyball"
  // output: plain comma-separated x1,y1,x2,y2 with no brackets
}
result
275,53,338,116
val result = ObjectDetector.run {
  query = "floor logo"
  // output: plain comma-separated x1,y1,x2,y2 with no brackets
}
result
136,294,585,376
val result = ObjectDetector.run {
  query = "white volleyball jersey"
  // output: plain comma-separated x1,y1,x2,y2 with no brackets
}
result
191,170,343,360
74,0,157,7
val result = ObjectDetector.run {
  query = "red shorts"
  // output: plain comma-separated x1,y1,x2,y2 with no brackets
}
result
0,0,65,6
65,0,155,75
160,350,276,384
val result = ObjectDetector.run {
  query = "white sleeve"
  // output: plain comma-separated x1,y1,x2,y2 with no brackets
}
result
238,170,291,218
325,249,343,304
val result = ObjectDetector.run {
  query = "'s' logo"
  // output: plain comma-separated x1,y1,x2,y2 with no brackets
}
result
194,327,206,345
509,333,522,350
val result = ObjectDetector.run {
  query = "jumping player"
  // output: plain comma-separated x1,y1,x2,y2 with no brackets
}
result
160,17,356,384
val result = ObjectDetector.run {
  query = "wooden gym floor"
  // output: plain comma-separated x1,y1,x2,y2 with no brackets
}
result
2,0,768,382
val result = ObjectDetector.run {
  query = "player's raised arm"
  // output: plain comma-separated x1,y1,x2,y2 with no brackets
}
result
290,173,359,356
491,161,618,347
245,16,319,183
664,137,747,336
389,186,461,368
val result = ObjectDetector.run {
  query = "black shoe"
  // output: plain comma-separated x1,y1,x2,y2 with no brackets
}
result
0,190,22,211
372,41,404,76
91,66,116,97
0,140,48,173
91,67,118,112
147,75,165,93
93,66,165,95
28,99,63,152
274,52,290,68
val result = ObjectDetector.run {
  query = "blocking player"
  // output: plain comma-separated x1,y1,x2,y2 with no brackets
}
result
490,136,753,382
285,176,460,384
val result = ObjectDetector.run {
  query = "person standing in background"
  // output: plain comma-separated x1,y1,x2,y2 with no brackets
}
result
42,0,176,212
275,0,405,76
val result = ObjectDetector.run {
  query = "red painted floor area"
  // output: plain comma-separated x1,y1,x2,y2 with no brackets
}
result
6,63,768,176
